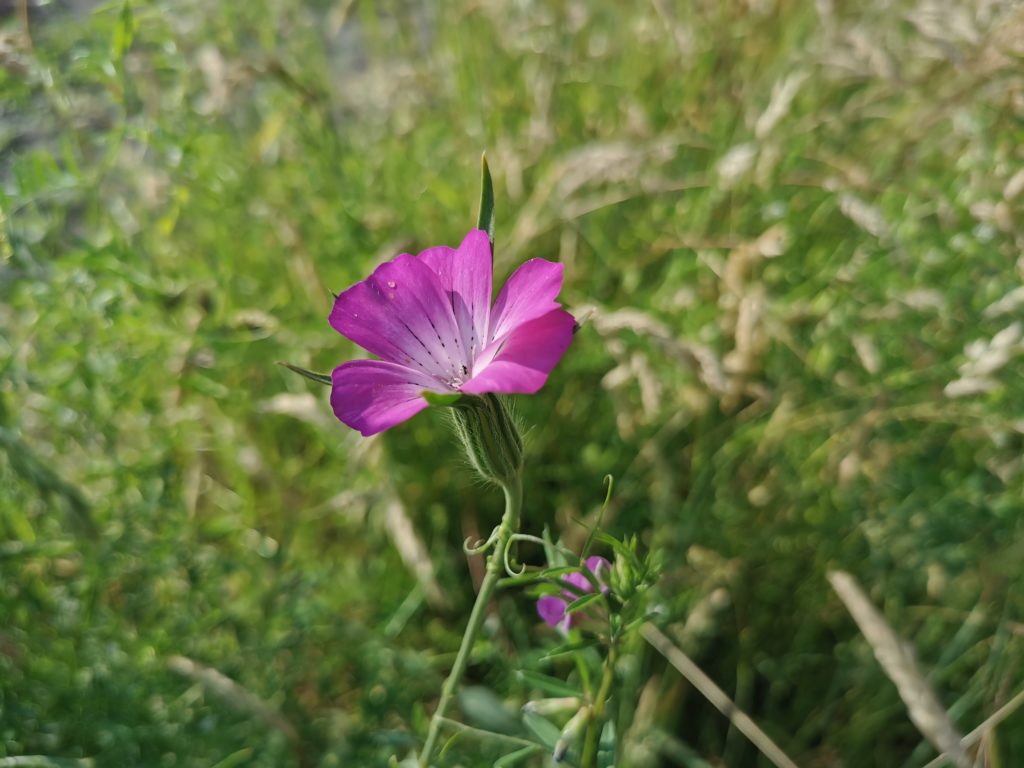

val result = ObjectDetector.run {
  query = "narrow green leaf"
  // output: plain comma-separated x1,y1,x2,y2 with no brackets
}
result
537,565,581,580
497,572,549,589
477,152,495,251
590,531,635,562
599,718,617,753
458,686,521,734
539,639,600,663
0,205,11,263
112,1,136,61
494,745,543,767
582,474,614,559
521,711,562,750
0,758,94,768
541,526,563,568
516,669,583,699
210,748,254,768
564,592,603,615
278,362,332,386
422,391,462,407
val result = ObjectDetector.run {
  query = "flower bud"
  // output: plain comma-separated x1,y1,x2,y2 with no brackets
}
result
449,394,523,486
553,704,592,762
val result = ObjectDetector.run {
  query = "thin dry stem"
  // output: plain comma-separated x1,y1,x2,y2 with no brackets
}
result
167,655,299,742
920,685,1024,768
383,496,448,610
827,570,968,767
642,623,800,768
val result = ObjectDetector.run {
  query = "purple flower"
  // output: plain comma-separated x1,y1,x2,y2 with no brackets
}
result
328,229,576,436
536,556,611,633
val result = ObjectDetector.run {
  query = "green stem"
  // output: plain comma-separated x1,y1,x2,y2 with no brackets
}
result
418,476,522,767
579,642,617,768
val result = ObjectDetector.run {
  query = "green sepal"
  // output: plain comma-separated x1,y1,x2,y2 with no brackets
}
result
422,391,463,407
449,394,523,486
477,152,495,251
278,362,332,386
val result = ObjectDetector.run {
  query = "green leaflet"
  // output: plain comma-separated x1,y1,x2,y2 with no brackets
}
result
278,362,332,386
422,391,462,407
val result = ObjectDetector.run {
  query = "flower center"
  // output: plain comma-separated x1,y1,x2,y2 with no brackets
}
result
446,364,470,389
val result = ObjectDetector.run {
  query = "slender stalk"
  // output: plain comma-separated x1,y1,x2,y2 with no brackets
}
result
642,624,800,768
418,476,522,767
579,642,617,768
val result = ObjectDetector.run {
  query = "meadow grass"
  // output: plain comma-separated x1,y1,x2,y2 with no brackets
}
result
2,1,1023,765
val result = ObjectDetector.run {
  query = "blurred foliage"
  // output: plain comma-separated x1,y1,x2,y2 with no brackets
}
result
2,0,1024,765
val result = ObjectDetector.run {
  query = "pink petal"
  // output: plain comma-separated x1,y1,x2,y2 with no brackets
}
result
460,309,575,395
417,230,492,363
329,254,468,382
563,570,593,594
564,557,609,595
488,259,565,344
583,556,611,578
583,556,611,594
330,360,448,436
536,595,568,630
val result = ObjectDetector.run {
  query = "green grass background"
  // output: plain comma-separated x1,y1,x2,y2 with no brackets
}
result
2,0,1023,765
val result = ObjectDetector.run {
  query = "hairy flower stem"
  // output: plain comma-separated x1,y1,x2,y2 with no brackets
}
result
579,643,617,768
418,475,522,768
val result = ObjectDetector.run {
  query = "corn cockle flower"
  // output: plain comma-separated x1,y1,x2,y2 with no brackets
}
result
537,556,611,633
328,229,575,436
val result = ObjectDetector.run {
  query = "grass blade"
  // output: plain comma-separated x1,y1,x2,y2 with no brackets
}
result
477,152,495,251
278,361,332,386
